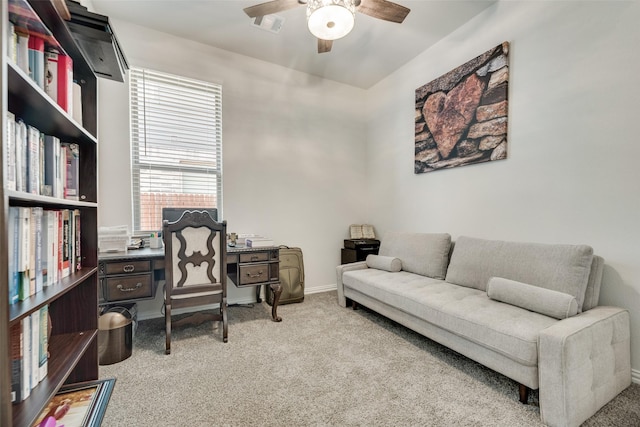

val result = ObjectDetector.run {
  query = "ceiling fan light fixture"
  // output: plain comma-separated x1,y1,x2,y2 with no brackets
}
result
307,0,355,41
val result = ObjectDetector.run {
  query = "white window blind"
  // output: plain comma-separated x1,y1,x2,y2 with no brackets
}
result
129,68,222,232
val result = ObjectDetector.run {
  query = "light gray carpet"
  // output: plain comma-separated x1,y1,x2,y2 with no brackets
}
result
99,291,639,426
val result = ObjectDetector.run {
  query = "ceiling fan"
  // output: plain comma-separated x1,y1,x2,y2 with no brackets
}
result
243,0,410,53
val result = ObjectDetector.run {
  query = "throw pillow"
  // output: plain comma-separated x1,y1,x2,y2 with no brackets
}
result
486,277,579,320
366,255,402,272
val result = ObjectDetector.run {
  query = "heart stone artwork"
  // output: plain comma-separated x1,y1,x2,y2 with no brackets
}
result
415,42,509,173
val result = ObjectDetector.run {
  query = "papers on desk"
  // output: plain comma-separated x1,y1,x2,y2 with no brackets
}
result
246,238,274,248
242,234,274,248
98,225,130,252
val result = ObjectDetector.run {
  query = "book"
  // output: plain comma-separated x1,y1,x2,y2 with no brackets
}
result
15,29,29,74
27,207,39,296
38,131,47,196
18,207,31,301
62,142,79,200
43,134,61,198
61,209,70,278
42,210,50,286
28,34,45,89
21,316,31,400
6,111,16,191
73,209,81,271
58,209,64,280
72,81,83,125
35,207,44,294
7,21,17,64
45,210,57,286
8,207,19,305
59,52,73,114
31,310,40,386
15,119,27,193
44,49,58,103
10,322,24,403
38,306,49,381
27,125,40,195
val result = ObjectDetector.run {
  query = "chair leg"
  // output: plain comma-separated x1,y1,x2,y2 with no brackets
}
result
165,303,172,355
221,298,228,343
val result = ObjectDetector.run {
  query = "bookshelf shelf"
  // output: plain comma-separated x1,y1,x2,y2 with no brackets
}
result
1,0,103,425
7,61,97,143
8,268,98,324
7,190,98,207
11,330,97,427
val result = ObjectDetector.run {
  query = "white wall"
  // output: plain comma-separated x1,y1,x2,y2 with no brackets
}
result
365,1,640,375
96,1,640,375
97,21,368,318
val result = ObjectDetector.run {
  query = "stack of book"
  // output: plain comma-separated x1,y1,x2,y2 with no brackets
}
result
5,111,80,200
7,207,81,305
7,0,83,123
10,305,49,403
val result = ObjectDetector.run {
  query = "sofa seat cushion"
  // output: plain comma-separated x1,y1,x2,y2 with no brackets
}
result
343,269,558,366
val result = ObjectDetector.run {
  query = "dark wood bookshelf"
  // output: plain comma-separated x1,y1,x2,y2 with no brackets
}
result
1,0,102,425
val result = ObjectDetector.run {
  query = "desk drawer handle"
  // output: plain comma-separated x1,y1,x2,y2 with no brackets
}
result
117,283,143,292
123,265,135,273
250,256,260,262
246,271,263,278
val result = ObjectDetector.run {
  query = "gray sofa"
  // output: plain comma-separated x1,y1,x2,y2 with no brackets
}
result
336,232,631,427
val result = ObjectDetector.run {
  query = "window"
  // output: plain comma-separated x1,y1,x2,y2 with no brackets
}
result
129,68,222,232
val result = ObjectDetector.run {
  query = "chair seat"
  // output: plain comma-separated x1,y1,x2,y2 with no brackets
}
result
171,290,223,300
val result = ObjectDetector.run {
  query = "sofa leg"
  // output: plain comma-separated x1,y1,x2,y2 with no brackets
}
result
518,384,530,404
351,300,358,310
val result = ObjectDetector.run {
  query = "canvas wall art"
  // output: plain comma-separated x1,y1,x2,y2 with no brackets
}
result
415,42,509,174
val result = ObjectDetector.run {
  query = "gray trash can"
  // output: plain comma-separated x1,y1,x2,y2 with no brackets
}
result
98,307,133,365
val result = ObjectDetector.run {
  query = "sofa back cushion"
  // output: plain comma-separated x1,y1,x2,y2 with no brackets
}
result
445,236,594,311
378,232,451,279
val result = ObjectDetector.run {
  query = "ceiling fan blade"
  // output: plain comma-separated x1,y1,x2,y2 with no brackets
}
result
356,0,410,24
243,0,303,18
318,39,333,53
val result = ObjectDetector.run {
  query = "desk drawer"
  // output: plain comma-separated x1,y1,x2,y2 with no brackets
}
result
240,252,269,263
104,260,151,275
105,273,153,301
239,264,270,285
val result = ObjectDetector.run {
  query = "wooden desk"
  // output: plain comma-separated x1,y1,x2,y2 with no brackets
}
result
98,245,283,321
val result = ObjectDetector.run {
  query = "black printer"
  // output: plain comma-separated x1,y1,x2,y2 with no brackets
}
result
341,239,380,264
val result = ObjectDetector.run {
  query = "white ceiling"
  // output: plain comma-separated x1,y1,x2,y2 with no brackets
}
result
90,0,495,89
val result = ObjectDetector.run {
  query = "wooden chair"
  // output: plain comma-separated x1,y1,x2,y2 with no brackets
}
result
163,210,228,354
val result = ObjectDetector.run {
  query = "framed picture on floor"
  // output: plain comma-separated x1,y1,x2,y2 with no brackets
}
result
32,378,116,427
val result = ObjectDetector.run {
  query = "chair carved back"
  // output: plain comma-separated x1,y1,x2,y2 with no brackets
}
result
164,210,227,295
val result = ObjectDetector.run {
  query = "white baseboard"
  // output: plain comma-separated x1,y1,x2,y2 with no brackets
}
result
305,283,337,294
632,368,640,384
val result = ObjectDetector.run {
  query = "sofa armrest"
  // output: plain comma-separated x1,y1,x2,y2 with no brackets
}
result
335,261,368,307
538,306,631,427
